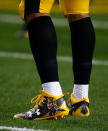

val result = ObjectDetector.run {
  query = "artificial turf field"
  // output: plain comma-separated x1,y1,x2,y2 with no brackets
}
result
0,10,108,131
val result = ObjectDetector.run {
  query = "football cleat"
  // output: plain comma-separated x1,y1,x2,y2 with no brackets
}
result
68,93,90,117
13,90,69,120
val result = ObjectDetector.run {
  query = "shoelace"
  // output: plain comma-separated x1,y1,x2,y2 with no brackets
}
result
31,93,45,107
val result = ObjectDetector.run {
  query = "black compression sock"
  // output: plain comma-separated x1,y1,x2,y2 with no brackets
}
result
27,16,59,83
69,17,95,84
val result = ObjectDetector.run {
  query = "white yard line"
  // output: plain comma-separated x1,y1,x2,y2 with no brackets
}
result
0,14,108,29
0,126,49,131
0,14,22,24
0,51,33,60
0,51,108,66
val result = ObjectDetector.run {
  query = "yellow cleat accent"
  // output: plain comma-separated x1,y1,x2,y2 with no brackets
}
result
14,90,69,120
68,94,90,117
61,115,64,119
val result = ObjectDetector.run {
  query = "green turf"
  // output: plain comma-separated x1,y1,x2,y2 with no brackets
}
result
0,11,108,131
0,57,108,131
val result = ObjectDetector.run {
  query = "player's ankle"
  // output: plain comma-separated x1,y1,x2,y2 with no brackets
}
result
73,84,89,100
42,82,63,96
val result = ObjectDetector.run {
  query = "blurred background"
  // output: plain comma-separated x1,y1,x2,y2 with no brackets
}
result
0,0,108,59
0,0,108,130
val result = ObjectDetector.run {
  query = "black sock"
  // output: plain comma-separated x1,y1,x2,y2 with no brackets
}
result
69,17,95,84
27,16,59,83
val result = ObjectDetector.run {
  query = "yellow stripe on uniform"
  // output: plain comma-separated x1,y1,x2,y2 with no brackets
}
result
19,0,25,20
